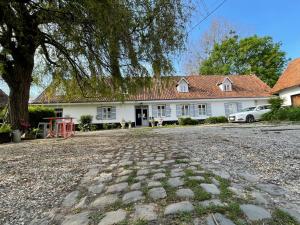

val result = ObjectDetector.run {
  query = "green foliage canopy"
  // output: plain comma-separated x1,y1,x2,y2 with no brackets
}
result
199,35,288,87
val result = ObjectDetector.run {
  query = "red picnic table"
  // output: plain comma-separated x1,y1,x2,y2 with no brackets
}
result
43,117,75,138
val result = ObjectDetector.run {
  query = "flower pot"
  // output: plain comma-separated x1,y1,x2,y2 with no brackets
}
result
128,123,132,129
0,132,11,144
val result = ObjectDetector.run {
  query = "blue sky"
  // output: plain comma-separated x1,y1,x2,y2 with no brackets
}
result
1,0,300,97
175,0,300,73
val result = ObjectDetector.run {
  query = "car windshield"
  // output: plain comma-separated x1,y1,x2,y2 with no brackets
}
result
240,107,256,112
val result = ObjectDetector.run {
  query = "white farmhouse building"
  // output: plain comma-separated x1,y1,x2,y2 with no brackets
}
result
32,75,271,126
272,58,300,106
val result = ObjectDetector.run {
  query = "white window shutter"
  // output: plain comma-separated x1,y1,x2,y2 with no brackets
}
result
176,105,181,117
166,105,171,117
96,107,102,120
152,105,158,118
206,103,212,116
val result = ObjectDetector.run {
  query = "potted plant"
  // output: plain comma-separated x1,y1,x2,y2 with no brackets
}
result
128,120,132,129
0,124,12,144
150,117,155,127
120,118,126,129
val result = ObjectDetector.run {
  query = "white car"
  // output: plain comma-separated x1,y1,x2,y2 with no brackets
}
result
228,105,272,123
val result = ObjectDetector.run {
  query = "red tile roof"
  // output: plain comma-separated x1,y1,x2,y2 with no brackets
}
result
32,75,271,104
272,58,300,93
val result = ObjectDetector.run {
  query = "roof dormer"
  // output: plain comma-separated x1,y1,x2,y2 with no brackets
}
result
177,78,189,93
218,77,233,92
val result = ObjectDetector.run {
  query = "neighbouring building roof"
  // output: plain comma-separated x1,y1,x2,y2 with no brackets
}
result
0,89,8,108
272,58,300,93
32,75,271,104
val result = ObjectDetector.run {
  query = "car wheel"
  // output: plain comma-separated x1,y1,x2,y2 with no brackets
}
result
246,115,255,123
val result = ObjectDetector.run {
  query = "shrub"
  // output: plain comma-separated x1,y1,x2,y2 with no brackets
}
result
28,106,55,128
262,107,300,121
178,117,198,125
204,116,228,124
268,97,284,111
78,115,93,131
0,124,12,133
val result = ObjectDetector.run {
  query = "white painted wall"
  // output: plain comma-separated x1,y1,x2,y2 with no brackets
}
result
278,87,300,105
43,98,269,125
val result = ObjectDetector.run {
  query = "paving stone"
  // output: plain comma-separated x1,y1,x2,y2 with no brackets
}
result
130,182,141,190
150,161,161,166
62,191,79,207
148,181,162,188
164,201,194,215
206,213,235,225
251,192,268,205
176,188,194,199
152,173,166,180
98,209,127,225
211,178,220,186
116,175,129,183
81,168,99,184
133,204,158,221
167,177,184,188
200,183,220,195
75,196,88,209
281,208,300,223
156,157,165,161
135,175,146,181
212,170,230,179
199,199,225,207
122,191,144,204
163,160,175,164
61,212,89,225
95,173,113,183
90,194,119,208
189,176,205,181
149,187,167,200
238,172,260,183
256,183,287,196
151,168,166,173
240,204,271,221
120,161,133,166
137,162,148,166
88,184,105,194
119,170,132,176
106,182,128,193
171,170,185,177
137,169,150,176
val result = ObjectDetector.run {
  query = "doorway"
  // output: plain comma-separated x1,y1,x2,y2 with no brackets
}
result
291,94,300,107
135,106,149,126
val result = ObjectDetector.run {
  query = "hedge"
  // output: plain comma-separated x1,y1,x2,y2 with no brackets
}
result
178,117,198,125
262,107,300,121
204,116,228,124
29,106,55,128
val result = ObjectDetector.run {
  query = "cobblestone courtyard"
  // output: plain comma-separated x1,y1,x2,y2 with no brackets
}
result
0,124,299,225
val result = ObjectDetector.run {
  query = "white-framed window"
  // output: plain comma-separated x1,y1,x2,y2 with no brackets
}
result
198,104,207,115
224,83,232,91
54,108,63,117
157,105,166,117
227,103,238,114
102,106,112,119
181,105,189,116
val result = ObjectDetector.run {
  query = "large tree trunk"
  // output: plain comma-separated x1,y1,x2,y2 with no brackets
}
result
5,60,33,130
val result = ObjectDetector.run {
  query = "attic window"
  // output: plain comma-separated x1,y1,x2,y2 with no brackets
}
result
177,78,189,93
219,77,233,92
224,83,232,91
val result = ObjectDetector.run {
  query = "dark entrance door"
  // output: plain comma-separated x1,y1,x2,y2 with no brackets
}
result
135,108,142,126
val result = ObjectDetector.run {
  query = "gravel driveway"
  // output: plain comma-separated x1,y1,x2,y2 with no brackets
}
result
0,124,299,225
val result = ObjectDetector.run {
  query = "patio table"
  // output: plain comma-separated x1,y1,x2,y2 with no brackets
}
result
43,117,75,138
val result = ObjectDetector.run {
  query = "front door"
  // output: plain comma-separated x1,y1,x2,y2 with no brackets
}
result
142,108,148,126
291,94,300,107
135,106,149,126
135,108,142,126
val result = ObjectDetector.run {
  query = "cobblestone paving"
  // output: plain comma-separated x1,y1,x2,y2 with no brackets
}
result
27,127,300,225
